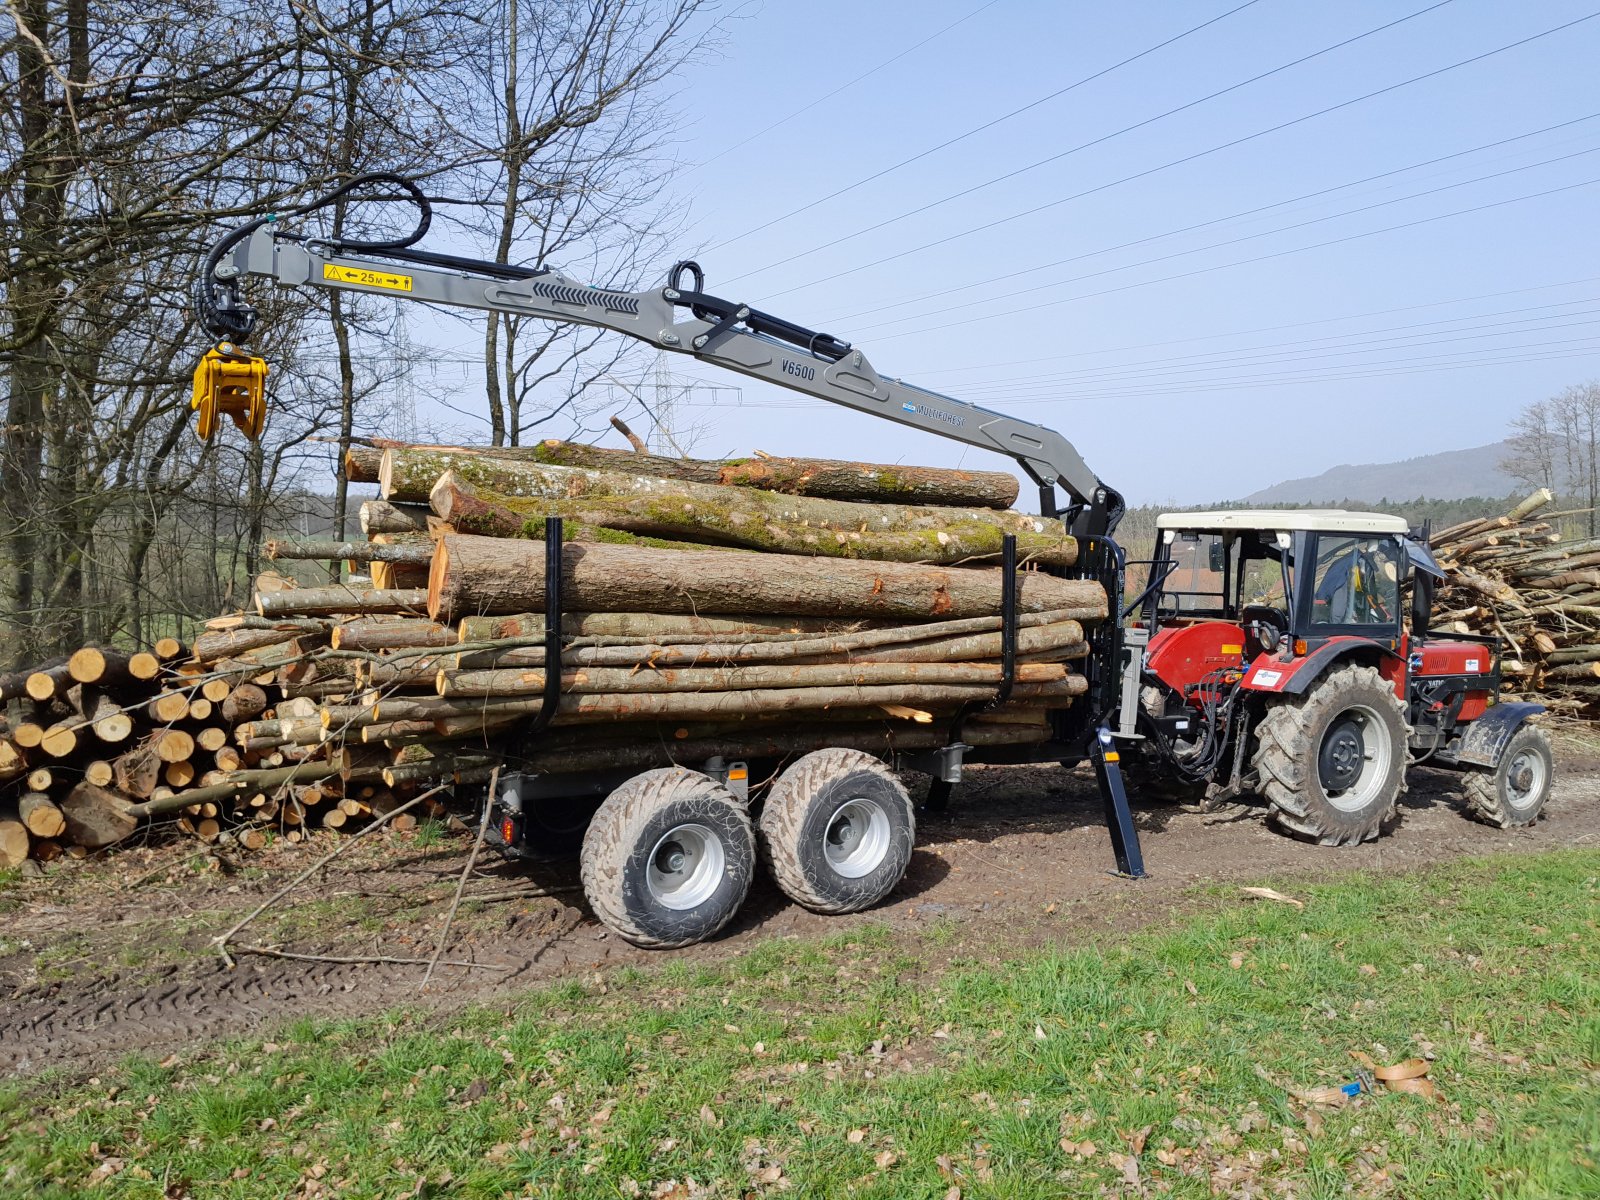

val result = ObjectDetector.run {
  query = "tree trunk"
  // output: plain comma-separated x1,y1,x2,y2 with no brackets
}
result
264,539,435,564
329,619,457,651
368,437,1022,508
437,659,1070,697
427,469,1066,566
429,535,1105,621
378,676,1082,727
257,586,428,618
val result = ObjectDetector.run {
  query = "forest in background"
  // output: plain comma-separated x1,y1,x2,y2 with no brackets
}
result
1,0,719,668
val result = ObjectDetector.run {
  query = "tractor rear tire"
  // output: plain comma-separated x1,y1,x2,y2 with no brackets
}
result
580,767,755,949
1462,723,1553,828
757,749,915,915
1251,663,1408,846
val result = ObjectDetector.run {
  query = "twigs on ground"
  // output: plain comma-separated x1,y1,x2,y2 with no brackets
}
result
232,945,513,971
212,784,447,968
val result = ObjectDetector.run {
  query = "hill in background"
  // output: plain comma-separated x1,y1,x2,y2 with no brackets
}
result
1243,441,1518,505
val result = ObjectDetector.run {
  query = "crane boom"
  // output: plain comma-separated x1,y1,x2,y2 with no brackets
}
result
195,176,1123,535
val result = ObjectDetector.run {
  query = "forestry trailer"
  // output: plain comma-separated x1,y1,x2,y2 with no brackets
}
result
191,174,1554,948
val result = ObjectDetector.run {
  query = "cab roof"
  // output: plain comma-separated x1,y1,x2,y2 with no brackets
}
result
1154,509,1410,535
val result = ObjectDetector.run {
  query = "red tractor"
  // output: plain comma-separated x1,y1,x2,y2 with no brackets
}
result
1119,510,1553,843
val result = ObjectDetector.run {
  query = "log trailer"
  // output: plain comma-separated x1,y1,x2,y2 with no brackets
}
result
192,174,1554,948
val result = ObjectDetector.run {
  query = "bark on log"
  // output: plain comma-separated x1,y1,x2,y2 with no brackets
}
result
455,611,887,642
420,461,1071,566
61,783,138,848
329,619,456,651
127,762,343,818
384,676,1083,728
429,536,1105,621
193,627,301,659
370,437,1021,508
220,683,270,724
360,499,431,535
450,616,1087,673
437,659,1070,697
257,586,428,617
264,538,434,564
114,742,163,798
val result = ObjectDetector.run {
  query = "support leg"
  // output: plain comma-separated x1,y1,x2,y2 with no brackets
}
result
1090,724,1146,878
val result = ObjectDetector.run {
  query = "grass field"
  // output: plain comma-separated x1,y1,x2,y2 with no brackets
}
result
2,850,1596,1198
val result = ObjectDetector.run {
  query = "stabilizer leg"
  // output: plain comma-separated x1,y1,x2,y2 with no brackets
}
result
1090,724,1146,878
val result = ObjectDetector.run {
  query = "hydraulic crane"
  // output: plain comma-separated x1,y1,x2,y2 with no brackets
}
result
191,174,1125,540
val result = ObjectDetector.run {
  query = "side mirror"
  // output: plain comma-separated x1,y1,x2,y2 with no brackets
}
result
1208,539,1226,573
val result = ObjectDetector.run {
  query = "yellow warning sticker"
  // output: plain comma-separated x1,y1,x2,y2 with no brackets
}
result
323,263,413,292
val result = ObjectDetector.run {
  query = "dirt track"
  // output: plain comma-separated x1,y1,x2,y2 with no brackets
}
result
3,750,1597,1077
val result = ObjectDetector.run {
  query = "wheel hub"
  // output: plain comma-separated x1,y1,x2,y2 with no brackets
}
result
646,822,724,911
1319,716,1367,792
822,798,891,879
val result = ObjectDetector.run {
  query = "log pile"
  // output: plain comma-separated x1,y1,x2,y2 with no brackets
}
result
1429,487,1600,714
0,438,1106,865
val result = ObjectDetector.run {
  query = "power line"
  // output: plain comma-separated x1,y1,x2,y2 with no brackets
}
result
825,114,1600,326
726,0,1463,286
868,174,1600,342
669,342,1600,410
914,276,1600,377
684,0,1006,176
702,0,1263,251
949,312,1600,396
753,9,1600,299
847,143,1600,335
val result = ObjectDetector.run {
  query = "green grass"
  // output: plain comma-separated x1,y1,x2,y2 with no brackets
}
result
2,851,1597,1198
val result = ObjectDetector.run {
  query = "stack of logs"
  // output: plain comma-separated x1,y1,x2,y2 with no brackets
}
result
0,631,430,866
1430,487,1600,715
254,437,1108,792
0,438,1107,866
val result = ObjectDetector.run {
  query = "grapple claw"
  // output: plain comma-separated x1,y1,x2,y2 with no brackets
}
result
190,343,268,441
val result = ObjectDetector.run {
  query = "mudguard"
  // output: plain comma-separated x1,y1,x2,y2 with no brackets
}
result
1450,701,1546,768
1240,637,1402,698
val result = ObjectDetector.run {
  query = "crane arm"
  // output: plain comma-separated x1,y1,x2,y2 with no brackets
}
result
194,177,1123,535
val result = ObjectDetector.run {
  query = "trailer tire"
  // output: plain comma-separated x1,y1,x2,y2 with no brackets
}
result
579,767,755,949
1252,663,1407,846
1462,723,1553,828
758,749,915,915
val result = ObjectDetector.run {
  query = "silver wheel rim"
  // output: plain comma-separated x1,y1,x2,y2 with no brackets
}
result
1505,747,1548,809
646,823,724,911
1319,703,1393,812
823,798,891,879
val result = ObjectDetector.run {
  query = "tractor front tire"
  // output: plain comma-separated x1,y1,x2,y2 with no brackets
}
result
580,767,755,949
1251,663,1408,846
1462,723,1554,828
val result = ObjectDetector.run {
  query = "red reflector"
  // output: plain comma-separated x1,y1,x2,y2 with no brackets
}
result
500,817,516,843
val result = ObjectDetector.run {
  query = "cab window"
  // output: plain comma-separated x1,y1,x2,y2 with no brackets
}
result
1310,535,1401,627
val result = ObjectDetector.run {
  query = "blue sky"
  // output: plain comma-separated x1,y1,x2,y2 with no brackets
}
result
414,0,1600,508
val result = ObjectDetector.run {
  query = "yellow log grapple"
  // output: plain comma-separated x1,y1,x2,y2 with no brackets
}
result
189,342,268,441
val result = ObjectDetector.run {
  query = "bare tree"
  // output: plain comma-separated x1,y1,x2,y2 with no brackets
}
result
1502,381,1600,536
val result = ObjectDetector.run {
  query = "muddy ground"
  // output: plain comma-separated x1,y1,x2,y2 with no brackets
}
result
3,743,1598,1077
